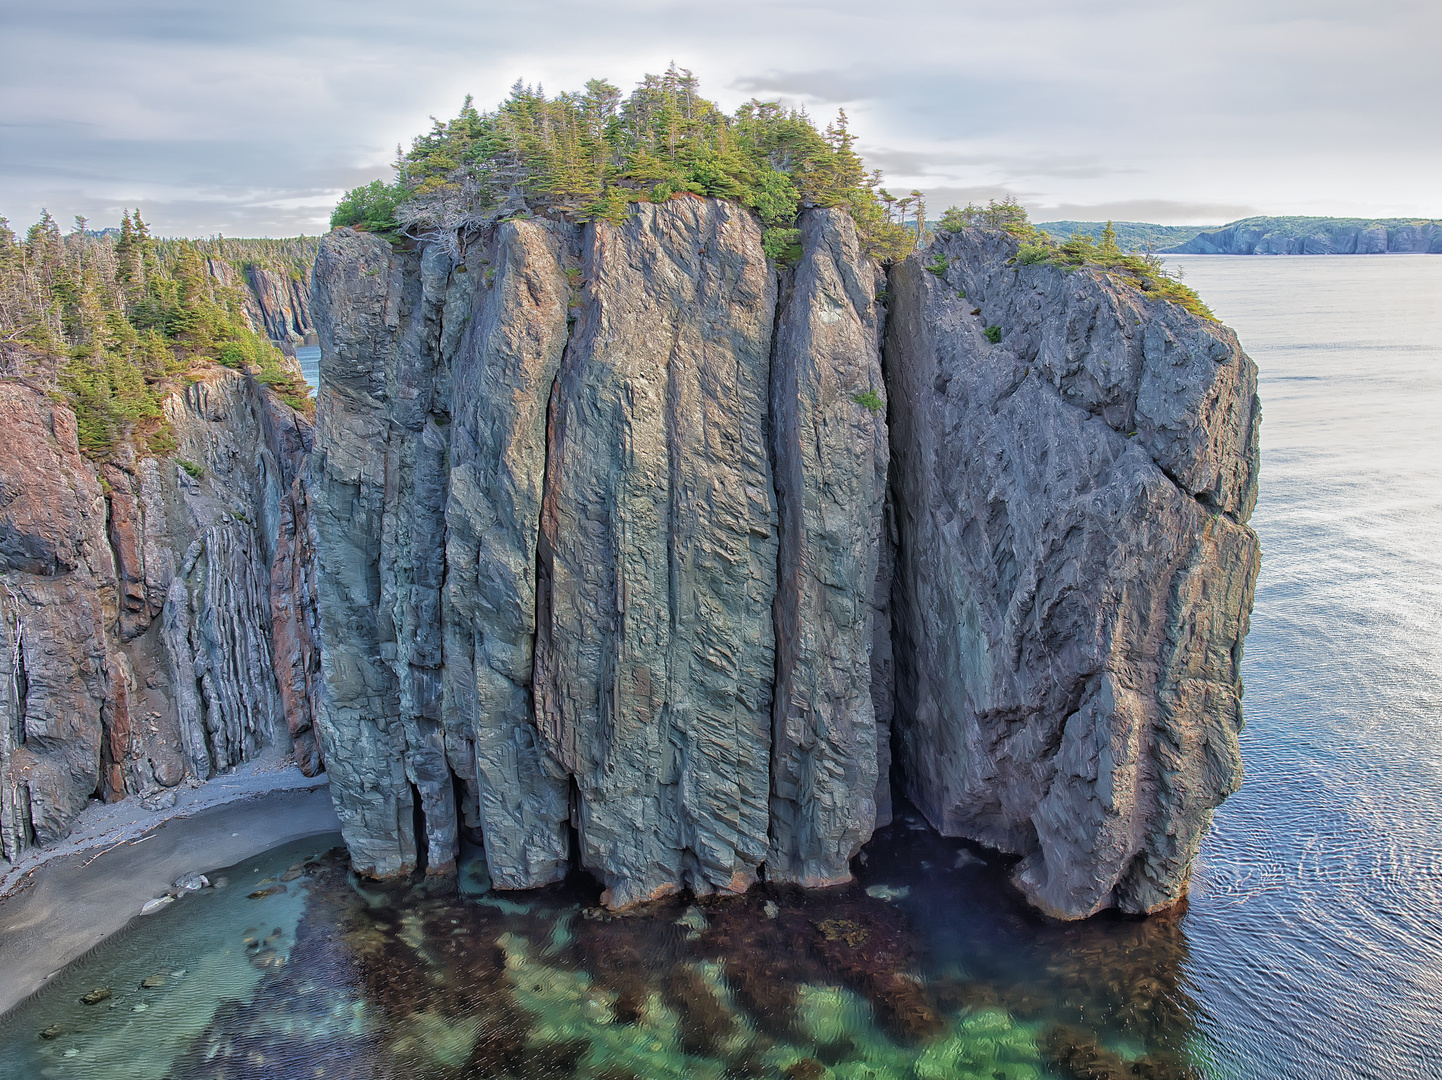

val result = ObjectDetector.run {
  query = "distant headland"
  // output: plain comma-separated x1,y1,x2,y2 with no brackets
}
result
1037,216,1442,255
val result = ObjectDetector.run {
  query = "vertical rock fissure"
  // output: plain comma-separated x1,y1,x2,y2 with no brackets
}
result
0,603,32,860
305,204,1255,920
761,263,791,874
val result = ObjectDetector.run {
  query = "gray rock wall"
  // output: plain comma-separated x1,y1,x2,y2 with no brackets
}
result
0,367,321,861
768,209,889,885
535,199,779,908
310,202,893,909
445,219,574,890
308,227,416,877
884,229,1260,917
309,204,1261,920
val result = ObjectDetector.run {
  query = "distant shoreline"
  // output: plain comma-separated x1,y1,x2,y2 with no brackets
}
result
1035,216,1442,256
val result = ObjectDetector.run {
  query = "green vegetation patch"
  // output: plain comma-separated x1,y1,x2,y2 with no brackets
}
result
332,66,921,263
0,210,315,459
852,389,884,414
936,203,1214,322
1035,223,1215,320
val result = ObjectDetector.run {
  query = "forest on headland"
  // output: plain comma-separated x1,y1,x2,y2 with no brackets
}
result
0,211,315,458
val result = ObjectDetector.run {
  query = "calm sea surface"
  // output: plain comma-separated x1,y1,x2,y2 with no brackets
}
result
0,255,1437,1079
1167,254,1442,1078
296,344,321,390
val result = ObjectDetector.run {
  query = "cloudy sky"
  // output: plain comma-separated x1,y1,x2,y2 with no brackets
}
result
3,0,1438,237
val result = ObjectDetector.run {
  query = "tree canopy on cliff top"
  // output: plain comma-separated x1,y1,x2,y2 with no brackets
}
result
332,66,919,263
0,211,314,457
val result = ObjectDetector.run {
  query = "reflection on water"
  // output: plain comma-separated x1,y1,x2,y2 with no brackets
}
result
1169,255,1442,1080
0,818,1205,1079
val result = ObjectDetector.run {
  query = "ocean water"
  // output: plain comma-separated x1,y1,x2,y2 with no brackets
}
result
1167,254,1442,1078
296,344,321,391
0,255,1438,1079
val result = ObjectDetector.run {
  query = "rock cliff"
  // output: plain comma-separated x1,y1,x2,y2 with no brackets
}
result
0,197,1259,920
1168,216,1442,255
310,202,893,903
885,231,1260,917
204,258,317,352
308,201,1259,918
0,367,322,862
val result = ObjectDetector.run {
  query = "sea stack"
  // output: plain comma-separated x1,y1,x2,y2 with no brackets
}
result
307,201,1260,918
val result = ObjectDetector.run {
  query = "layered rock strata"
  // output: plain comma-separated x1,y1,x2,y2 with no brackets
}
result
204,258,317,351
310,202,892,904
0,367,322,861
885,231,1260,916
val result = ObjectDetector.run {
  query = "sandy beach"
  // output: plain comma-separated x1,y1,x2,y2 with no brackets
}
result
0,768,339,1016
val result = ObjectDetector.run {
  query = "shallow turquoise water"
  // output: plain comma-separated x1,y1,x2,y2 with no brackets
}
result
1,255,1438,1079
0,823,1196,1080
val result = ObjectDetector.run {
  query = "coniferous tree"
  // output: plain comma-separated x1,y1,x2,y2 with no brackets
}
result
337,70,916,262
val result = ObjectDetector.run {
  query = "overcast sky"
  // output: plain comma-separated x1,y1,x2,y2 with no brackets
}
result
2,0,1438,237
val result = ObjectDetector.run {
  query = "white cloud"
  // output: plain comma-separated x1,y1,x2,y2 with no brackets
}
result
1,0,1438,235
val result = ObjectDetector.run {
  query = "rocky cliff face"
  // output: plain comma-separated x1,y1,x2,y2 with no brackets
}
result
885,231,1260,916
0,367,322,862
310,202,892,904
204,258,317,352
309,202,1259,918
768,209,890,885
0,196,1259,917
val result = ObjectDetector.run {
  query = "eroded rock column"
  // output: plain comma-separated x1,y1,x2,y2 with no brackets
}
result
310,228,416,877
444,219,575,889
767,208,890,885
534,199,779,908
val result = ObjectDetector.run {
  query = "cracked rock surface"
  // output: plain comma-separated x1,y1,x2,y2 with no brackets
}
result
301,209,1260,920
0,368,321,861
885,230,1260,917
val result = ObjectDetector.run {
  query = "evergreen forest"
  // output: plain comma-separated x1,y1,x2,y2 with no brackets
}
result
330,66,921,264
0,211,315,459
330,67,1211,319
